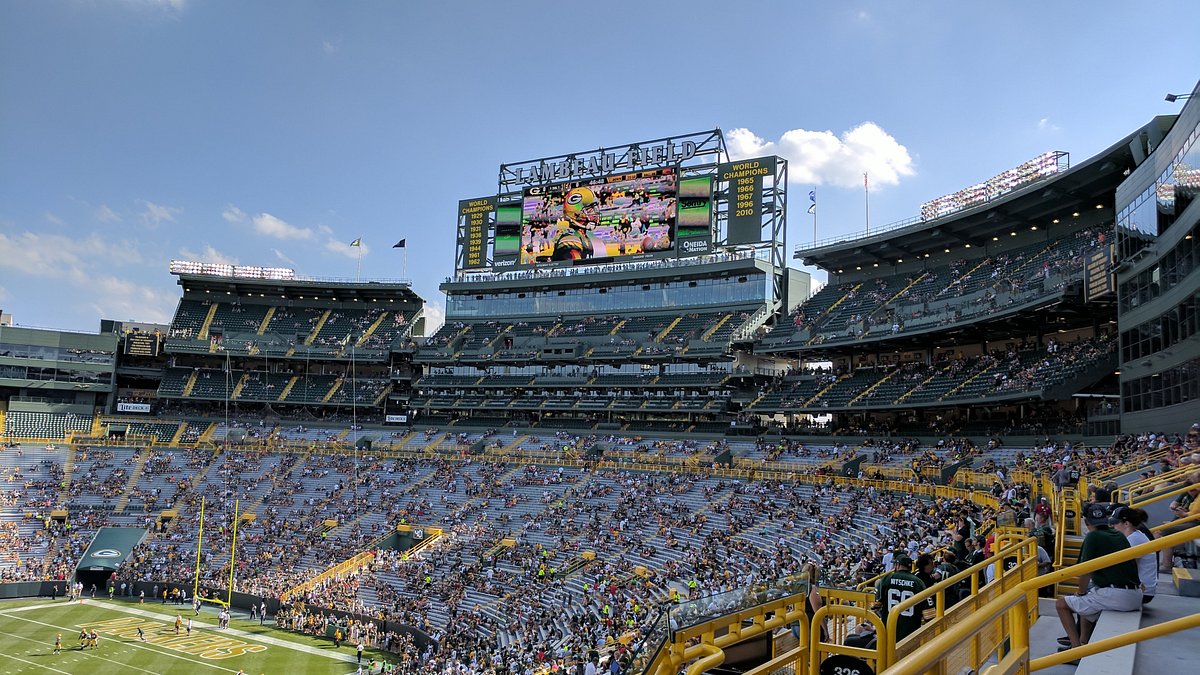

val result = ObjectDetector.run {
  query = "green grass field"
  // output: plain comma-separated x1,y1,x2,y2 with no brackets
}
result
0,597,396,674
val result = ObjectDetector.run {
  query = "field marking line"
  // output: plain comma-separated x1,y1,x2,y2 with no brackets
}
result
0,601,77,614
87,599,359,663
0,651,73,675
0,613,240,673
0,627,172,675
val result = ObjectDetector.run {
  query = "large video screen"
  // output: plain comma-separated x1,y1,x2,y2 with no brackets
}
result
520,168,681,265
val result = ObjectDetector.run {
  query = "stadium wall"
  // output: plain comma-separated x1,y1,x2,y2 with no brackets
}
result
1116,81,1200,432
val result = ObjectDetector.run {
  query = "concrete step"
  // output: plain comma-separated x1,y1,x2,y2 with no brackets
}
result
1171,567,1200,597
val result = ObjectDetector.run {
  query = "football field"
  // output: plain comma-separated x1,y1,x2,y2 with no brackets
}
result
0,597,395,674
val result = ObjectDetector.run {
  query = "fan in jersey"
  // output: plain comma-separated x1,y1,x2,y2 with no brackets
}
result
551,186,601,261
875,553,927,642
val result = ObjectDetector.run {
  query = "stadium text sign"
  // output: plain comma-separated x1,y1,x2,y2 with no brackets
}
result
458,197,496,270
505,141,697,186
719,156,773,245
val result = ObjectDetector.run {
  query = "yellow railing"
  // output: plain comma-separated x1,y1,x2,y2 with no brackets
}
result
1121,464,1197,505
882,526,1200,675
281,548,375,603
887,534,1038,668
650,584,814,675
1054,487,1081,567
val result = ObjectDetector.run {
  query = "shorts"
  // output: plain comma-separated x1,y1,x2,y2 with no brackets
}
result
1064,586,1142,622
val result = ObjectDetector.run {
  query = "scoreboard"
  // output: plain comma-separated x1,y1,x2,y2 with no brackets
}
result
452,130,786,274
123,332,162,358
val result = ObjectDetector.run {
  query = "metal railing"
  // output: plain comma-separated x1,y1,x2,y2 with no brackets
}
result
881,526,1200,674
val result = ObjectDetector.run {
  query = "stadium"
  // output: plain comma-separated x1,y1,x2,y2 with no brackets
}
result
1,85,1200,675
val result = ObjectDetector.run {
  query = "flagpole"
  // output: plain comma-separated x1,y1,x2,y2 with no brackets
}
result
864,172,870,235
404,249,408,280
812,188,817,246
355,247,361,282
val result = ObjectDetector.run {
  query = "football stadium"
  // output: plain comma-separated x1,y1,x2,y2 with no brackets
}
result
3,82,1200,675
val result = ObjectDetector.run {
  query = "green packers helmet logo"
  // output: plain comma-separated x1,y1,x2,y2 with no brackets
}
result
562,187,599,225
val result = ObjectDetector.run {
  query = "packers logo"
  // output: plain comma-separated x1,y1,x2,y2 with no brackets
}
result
566,192,584,205
91,549,122,558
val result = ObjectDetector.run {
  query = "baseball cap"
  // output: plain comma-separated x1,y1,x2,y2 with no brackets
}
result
1083,502,1119,527
893,553,914,567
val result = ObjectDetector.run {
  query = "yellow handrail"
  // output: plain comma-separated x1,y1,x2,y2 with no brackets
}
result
885,535,1038,666
882,525,1200,674
1129,478,1198,509
1151,510,1200,534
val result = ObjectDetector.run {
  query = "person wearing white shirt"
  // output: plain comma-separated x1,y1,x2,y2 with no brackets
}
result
1111,506,1157,603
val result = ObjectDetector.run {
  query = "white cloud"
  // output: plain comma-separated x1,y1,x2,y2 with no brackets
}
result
0,230,164,322
222,205,247,223
179,244,239,266
1037,118,1061,132
420,301,445,337
322,39,338,54
271,248,296,266
317,224,334,236
251,212,313,240
138,200,182,227
857,9,870,20
85,275,177,323
323,237,369,259
0,286,8,302
44,212,64,226
727,122,915,189
0,231,144,278
95,204,122,223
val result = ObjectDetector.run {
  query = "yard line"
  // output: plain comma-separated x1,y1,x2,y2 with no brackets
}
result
0,650,73,675
0,601,76,614
0,628,173,675
0,613,240,673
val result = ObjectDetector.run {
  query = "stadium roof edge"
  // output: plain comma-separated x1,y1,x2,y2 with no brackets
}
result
175,273,424,304
793,116,1172,272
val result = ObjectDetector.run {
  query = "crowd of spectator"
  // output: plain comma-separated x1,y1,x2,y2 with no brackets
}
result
1,420,1197,673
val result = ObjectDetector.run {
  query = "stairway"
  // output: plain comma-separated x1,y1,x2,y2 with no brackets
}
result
656,317,682,341
306,310,331,345
700,313,733,341
848,369,898,405
804,374,849,407
182,371,199,397
57,445,78,504
114,449,152,513
170,422,188,446
356,311,389,347
257,307,275,335
230,373,249,400
1056,534,1084,595
278,376,298,401
197,303,219,341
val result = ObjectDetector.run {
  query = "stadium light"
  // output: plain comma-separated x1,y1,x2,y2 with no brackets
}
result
1165,93,1195,103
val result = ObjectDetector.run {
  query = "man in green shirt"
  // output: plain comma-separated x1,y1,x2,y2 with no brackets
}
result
1055,502,1142,650
875,553,926,642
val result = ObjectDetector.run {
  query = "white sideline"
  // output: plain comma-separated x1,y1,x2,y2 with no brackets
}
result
5,599,360,664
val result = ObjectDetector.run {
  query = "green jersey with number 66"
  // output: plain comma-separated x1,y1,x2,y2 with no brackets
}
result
876,570,927,641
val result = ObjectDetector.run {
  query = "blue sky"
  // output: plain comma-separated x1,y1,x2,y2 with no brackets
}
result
1,0,1197,333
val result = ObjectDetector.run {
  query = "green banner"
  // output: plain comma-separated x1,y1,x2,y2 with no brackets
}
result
76,527,147,573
